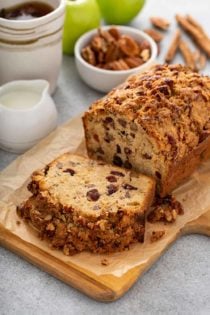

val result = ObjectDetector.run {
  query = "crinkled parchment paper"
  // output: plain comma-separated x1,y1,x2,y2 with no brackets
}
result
0,116,210,277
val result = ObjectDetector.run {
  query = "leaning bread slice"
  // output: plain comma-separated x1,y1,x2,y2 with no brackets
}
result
17,153,155,255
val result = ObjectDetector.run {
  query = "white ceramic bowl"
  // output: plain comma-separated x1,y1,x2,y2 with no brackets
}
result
74,25,158,93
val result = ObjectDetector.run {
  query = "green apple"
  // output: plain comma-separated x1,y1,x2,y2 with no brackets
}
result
63,0,101,55
97,0,145,25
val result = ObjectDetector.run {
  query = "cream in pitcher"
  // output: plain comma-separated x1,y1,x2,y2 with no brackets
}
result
0,90,41,109
0,80,58,153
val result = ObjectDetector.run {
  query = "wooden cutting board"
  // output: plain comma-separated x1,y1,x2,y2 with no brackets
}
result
0,117,210,301
0,209,210,302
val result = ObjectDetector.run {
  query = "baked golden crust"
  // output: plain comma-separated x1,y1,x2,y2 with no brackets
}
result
18,153,155,255
83,64,210,196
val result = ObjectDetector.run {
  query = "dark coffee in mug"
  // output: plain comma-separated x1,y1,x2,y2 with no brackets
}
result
0,2,54,20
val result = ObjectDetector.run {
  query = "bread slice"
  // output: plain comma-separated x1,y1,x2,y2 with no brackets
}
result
83,64,210,196
17,153,155,255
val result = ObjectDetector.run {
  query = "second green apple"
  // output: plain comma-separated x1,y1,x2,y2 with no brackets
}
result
97,0,145,25
63,0,101,55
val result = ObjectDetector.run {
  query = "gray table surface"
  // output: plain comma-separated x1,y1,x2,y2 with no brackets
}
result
1,0,210,314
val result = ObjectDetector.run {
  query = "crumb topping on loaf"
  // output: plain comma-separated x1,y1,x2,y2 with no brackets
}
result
87,64,210,161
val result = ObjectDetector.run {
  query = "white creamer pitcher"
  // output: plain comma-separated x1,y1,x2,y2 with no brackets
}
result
0,80,58,153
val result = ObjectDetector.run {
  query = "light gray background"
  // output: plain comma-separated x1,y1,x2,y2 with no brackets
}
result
0,0,210,314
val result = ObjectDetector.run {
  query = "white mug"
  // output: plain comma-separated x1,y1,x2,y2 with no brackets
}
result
0,0,66,94
0,80,58,153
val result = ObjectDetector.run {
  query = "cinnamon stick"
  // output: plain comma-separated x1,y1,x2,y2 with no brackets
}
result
179,39,197,71
165,29,181,63
186,15,204,33
176,14,210,57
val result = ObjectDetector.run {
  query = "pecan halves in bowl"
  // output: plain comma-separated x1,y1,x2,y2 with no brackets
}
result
80,27,152,71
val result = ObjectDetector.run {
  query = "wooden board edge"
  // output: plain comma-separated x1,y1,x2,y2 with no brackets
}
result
0,225,117,302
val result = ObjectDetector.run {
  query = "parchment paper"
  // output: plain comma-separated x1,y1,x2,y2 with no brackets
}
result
0,116,210,277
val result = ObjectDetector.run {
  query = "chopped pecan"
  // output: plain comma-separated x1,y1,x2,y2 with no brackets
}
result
140,49,150,62
118,35,140,57
150,230,165,242
144,28,164,42
91,35,107,53
99,28,115,43
158,85,171,95
150,17,170,30
105,59,130,70
105,43,120,63
108,27,121,40
148,195,184,224
140,40,151,50
124,57,144,68
81,46,96,66
164,78,174,89
97,51,105,64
